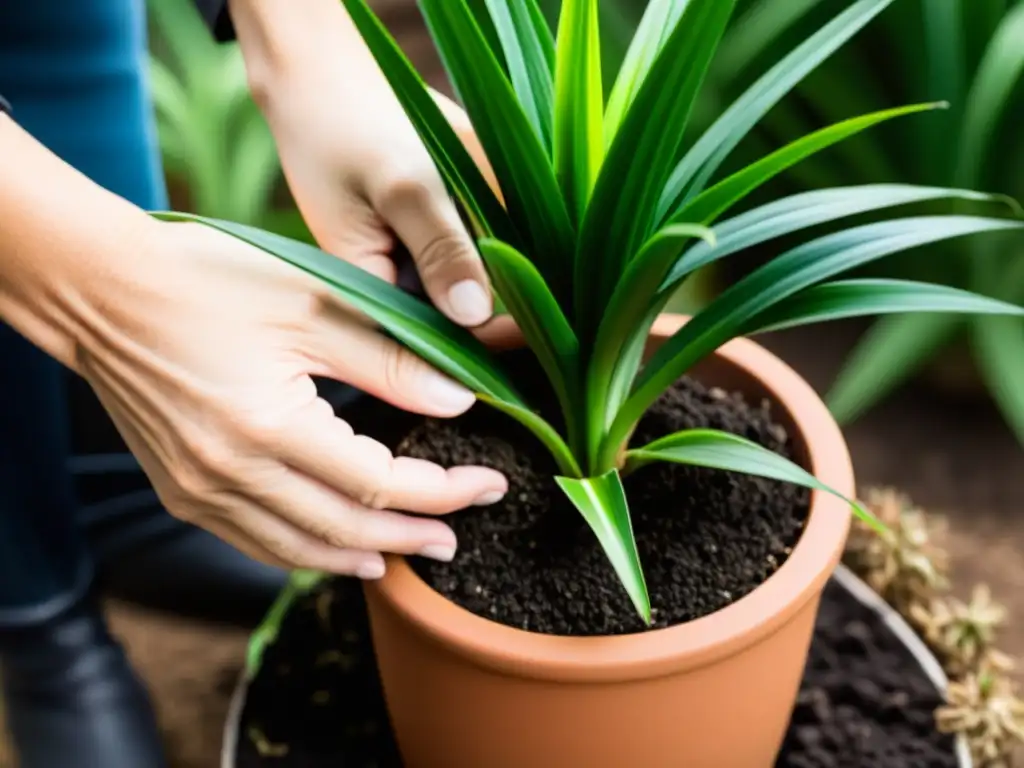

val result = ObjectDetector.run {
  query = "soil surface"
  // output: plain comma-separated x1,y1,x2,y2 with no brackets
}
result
230,575,956,768
400,360,808,636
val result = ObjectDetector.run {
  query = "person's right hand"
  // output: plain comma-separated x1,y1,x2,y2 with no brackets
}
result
68,217,507,579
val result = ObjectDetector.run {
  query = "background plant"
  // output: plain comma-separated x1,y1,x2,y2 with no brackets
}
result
146,0,313,241
704,0,1024,441
157,0,1024,623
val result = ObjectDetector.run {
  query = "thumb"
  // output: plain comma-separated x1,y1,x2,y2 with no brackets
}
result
374,173,493,328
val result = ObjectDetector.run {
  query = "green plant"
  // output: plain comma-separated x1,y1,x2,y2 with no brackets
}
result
146,0,312,240
156,0,1024,623
709,0,1024,440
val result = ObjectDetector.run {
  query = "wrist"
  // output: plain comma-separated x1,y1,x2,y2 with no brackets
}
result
0,115,157,370
229,0,374,111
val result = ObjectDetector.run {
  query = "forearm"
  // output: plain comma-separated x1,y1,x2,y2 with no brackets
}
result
227,0,380,109
0,115,152,370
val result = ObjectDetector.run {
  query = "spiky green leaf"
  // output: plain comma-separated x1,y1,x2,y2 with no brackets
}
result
746,279,1024,334
672,103,947,226
477,238,583,453
826,313,964,424
659,0,898,222
553,0,604,222
624,429,883,533
586,224,716,464
482,0,556,151
602,216,1024,465
660,185,1014,294
577,0,736,342
419,0,574,293
556,470,649,621
604,0,690,142
974,315,1024,444
152,213,525,406
340,0,516,244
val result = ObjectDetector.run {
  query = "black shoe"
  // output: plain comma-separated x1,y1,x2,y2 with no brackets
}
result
0,593,167,768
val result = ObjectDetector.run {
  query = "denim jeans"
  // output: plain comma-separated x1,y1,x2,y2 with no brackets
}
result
0,0,167,618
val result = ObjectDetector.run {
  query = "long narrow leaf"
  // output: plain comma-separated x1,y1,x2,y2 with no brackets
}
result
659,0,898,222
577,0,736,343
555,471,649,622
956,2,1024,188
604,0,690,142
480,395,581,477
477,238,583,453
712,0,824,84
603,215,1024,464
419,0,575,294
920,0,966,182
661,185,1012,294
974,314,1024,443
586,225,716,464
483,0,556,151
553,0,604,222
745,279,1024,334
671,103,946,226
153,213,525,406
826,313,963,424
624,429,882,532
341,0,516,245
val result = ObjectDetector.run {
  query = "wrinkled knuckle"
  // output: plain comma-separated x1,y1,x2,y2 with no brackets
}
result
416,231,471,281
238,410,291,450
375,166,434,213
379,343,422,397
262,536,310,569
187,436,240,486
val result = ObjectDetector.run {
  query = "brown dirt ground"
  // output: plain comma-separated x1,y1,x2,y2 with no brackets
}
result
3,3,1023,765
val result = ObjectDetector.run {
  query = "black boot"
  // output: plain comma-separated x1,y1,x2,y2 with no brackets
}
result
0,592,167,768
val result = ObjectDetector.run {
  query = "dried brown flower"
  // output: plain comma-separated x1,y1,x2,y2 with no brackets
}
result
843,487,948,614
913,586,1010,675
937,671,1024,766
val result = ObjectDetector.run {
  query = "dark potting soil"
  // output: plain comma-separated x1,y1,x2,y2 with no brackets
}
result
398,369,809,636
234,576,957,768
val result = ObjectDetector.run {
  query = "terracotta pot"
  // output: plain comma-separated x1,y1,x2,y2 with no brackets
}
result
363,314,856,768
219,566,972,768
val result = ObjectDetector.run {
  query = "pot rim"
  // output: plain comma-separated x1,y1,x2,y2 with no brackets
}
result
219,565,972,768
370,314,856,682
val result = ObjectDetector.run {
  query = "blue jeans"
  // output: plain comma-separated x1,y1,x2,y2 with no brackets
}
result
0,0,167,617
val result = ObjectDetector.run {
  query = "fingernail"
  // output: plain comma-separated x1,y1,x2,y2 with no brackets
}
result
473,490,506,506
447,280,491,326
419,543,456,562
423,370,476,414
357,560,386,580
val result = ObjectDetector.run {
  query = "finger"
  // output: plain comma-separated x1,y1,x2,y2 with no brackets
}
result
303,315,477,418
213,504,388,578
471,314,520,351
245,466,461,561
373,172,493,328
271,406,507,515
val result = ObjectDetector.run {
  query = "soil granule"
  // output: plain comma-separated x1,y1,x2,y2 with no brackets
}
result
399,367,809,636
233,575,957,768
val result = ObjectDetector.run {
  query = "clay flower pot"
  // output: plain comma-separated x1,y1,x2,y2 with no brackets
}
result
363,314,855,768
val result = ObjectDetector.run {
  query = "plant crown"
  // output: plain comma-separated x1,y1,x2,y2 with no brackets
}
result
158,0,1024,621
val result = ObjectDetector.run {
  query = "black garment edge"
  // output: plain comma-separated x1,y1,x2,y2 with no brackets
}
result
192,0,236,42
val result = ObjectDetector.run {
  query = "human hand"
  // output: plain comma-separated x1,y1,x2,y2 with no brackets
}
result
71,218,507,578
232,0,499,328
